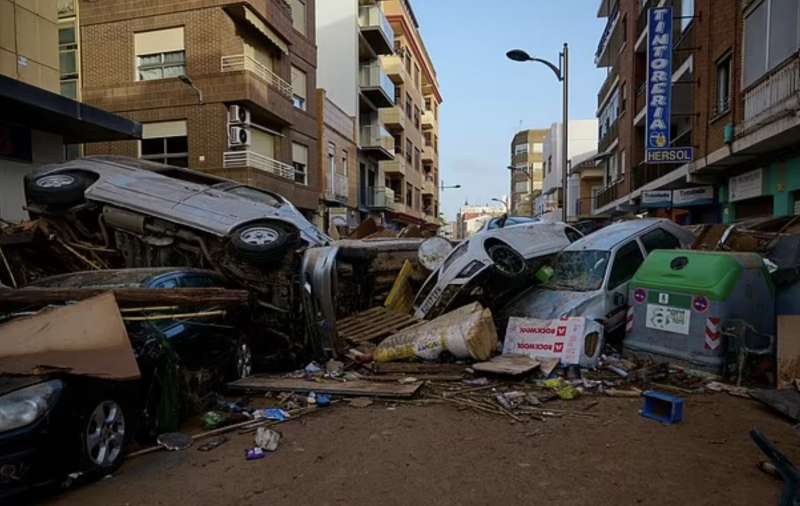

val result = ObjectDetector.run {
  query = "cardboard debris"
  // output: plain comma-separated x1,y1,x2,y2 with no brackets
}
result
503,317,602,367
374,302,498,363
0,292,140,380
473,355,540,376
383,260,418,314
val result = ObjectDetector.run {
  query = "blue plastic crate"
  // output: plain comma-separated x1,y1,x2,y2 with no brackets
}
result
641,391,684,424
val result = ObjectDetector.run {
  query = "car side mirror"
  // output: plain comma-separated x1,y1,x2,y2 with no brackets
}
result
613,292,626,307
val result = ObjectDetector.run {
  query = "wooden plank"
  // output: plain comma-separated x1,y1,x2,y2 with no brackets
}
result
0,287,249,307
472,355,541,376
337,310,407,336
346,314,417,338
778,316,800,388
373,362,467,375
337,307,393,332
227,376,422,398
383,260,416,314
348,319,422,343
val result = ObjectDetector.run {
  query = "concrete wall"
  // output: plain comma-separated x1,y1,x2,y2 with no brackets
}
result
542,120,599,206
0,0,59,92
315,0,358,117
0,130,64,223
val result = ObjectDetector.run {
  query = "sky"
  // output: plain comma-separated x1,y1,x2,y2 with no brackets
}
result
411,0,607,220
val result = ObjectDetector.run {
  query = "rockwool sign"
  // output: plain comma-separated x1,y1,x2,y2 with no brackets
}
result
503,317,587,365
645,7,693,165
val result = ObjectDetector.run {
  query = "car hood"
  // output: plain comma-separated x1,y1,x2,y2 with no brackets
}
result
505,288,604,320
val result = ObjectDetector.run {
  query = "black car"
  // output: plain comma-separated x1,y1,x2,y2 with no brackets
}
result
0,268,253,500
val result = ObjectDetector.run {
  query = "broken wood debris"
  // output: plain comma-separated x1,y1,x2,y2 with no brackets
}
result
0,287,249,307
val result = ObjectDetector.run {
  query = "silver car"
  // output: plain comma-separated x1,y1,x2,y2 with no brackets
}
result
25,156,328,264
502,219,696,335
413,220,583,319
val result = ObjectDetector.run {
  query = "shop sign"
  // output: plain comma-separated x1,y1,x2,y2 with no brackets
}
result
673,186,714,207
641,190,673,208
729,169,763,202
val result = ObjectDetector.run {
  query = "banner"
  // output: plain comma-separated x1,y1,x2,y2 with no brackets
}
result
673,186,714,207
729,169,764,202
503,317,588,365
641,190,673,208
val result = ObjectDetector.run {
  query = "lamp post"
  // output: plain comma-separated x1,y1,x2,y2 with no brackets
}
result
491,197,509,214
507,44,569,222
440,181,461,191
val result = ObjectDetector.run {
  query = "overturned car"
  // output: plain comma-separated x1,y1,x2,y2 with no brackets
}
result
413,219,583,320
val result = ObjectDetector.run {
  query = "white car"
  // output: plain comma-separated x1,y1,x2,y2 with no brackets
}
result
501,219,696,335
413,220,583,319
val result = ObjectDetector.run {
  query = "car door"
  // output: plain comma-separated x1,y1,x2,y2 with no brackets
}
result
604,240,646,332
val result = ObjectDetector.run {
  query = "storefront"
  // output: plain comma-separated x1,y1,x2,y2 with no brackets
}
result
721,158,800,223
639,186,720,225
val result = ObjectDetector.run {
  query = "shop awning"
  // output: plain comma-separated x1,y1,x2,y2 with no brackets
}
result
226,5,290,56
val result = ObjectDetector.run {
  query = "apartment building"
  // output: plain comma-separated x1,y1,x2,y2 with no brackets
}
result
592,0,800,225
535,119,598,221
380,0,443,230
455,205,506,240
0,0,139,222
569,150,603,218
77,0,321,219
509,129,547,216
315,0,395,233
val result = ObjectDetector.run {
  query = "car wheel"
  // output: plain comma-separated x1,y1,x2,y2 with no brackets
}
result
230,339,254,380
231,222,295,264
27,172,91,207
487,244,526,278
80,399,128,476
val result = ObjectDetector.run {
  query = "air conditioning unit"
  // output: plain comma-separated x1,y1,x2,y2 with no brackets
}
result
228,105,251,126
228,126,251,147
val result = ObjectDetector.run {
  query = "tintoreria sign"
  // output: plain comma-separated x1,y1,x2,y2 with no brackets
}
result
646,7,693,164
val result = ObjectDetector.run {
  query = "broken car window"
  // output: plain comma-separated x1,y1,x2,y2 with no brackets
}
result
608,241,646,290
545,250,610,291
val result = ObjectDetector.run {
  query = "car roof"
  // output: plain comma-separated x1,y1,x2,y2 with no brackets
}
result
565,219,667,251
27,268,222,289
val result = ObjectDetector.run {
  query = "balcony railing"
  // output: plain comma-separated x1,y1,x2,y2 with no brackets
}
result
422,109,436,129
358,5,394,46
595,180,624,210
631,162,680,191
740,56,800,135
325,173,349,203
598,120,619,153
367,186,395,210
597,67,618,110
223,150,296,180
221,54,292,98
360,62,395,94
359,123,393,152
595,8,620,66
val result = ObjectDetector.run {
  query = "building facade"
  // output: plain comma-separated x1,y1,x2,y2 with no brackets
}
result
78,0,322,219
455,204,506,240
0,0,139,223
509,129,546,216
592,0,800,225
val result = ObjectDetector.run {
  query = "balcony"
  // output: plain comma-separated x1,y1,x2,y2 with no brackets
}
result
221,54,292,98
367,186,395,210
380,158,405,175
597,67,618,110
324,173,349,204
631,162,681,191
595,180,625,210
422,109,436,130
595,8,622,68
359,5,394,56
381,54,405,85
598,119,619,153
359,63,395,109
422,144,435,163
380,106,406,131
739,56,800,137
423,174,436,196
359,123,394,161
223,150,296,181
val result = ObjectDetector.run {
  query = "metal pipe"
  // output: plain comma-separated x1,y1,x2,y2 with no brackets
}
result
562,43,569,223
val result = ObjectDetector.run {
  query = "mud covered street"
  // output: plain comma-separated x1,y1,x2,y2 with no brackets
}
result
41,395,796,506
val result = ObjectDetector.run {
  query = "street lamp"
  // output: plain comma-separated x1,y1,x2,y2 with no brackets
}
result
491,198,509,213
507,44,569,222
440,181,461,191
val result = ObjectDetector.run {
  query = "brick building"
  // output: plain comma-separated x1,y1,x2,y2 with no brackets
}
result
78,0,322,219
508,129,546,216
593,0,800,224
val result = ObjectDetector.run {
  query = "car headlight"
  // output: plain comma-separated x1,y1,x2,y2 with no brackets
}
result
0,380,63,432
456,260,485,279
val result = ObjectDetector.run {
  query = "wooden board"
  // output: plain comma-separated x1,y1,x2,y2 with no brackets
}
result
337,307,421,344
778,316,800,388
383,260,417,315
228,376,423,398
472,355,540,376
372,363,467,375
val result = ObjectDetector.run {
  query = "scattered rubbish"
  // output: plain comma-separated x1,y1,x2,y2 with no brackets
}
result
526,394,542,406
262,408,290,422
202,411,229,430
503,317,603,368
229,377,422,398
325,359,345,377
417,236,454,272
544,378,580,400
640,391,684,425
197,436,229,452
607,365,629,379
307,392,317,406
254,427,281,452
757,461,781,480
375,302,498,362
473,354,540,376
305,362,323,376
750,389,800,422
604,388,642,398
245,448,266,461
750,429,800,504
316,394,332,407
348,398,374,408
157,432,193,451
398,377,419,384
463,377,490,386
705,381,751,398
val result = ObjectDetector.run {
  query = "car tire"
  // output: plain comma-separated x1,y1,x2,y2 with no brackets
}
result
230,338,254,380
78,398,129,477
231,222,296,264
487,244,527,278
27,172,91,207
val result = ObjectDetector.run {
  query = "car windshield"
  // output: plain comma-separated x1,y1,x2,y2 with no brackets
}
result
545,250,610,292
226,186,282,207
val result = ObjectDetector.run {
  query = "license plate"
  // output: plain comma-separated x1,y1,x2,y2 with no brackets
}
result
419,286,442,315
645,304,691,335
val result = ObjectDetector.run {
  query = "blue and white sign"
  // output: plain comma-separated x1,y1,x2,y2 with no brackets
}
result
641,190,673,208
673,186,715,207
645,7,693,164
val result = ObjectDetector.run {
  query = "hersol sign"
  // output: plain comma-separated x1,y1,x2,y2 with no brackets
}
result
646,7,694,164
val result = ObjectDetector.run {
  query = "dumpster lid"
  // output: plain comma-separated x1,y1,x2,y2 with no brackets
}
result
632,250,763,300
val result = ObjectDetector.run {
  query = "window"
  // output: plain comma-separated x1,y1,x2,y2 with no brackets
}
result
425,97,432,111
414,147,421,171
716,54,732,115
424,132,432,147
405,139,413,163
620,150,626,176
404,51,412,73
393,133,402,155
434,135,438,153
599,87,621,138
744,0,800,87
547,155,552,174
288,0,307,36
406,183,413,206
395,85,403,108
292,142,308,185
327,142,336,180
140,121,188,167
531,142,543,153
291,66,307,110
564,228,582,243
134,28,185,81
608,241,645,290
405,93,412,119
514,181,529,193
681,0,695,31
59,22,79,99
414,63,421,90
341,149,349,177
640,228,681,253
414,105,421,130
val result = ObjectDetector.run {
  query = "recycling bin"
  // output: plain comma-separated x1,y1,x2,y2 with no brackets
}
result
624,250,774,373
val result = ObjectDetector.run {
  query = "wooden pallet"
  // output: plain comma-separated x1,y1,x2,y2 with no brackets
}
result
337,307,423,344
